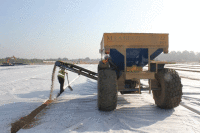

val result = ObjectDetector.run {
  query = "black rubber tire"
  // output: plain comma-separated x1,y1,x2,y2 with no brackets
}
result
98,61,109,72
98,69,118,111
153,68,183,109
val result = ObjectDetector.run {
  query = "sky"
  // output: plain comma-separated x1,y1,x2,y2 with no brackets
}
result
0,0,200,59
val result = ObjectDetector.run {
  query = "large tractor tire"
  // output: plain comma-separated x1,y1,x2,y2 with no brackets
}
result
153,68,183,109
98,69,118,111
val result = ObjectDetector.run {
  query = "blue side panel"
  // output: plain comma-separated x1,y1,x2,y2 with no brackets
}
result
110,49,124,70
110,48,149,71
110,48,163,71
126,48,148,67
150,48,163,60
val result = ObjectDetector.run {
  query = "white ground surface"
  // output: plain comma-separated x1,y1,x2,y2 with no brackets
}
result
0,64,200,133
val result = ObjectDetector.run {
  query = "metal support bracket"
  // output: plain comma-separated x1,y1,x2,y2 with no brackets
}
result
139,80,141,94
149,79,151,94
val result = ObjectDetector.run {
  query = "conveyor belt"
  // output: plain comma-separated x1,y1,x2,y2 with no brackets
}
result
55,61,98,80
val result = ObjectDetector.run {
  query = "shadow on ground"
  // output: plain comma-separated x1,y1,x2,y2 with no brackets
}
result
183,85,200,89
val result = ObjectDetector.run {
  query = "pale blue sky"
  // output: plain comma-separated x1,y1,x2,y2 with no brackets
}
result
0,0,199,59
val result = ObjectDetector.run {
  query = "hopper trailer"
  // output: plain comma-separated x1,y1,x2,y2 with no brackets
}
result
55,33,182,111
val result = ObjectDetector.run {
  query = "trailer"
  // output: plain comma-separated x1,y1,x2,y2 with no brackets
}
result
55,33,182,111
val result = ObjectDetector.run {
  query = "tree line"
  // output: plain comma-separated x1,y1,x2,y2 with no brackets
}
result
0,57,100,64
1,50,199,64
0,58,44,64
155,50,200,62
